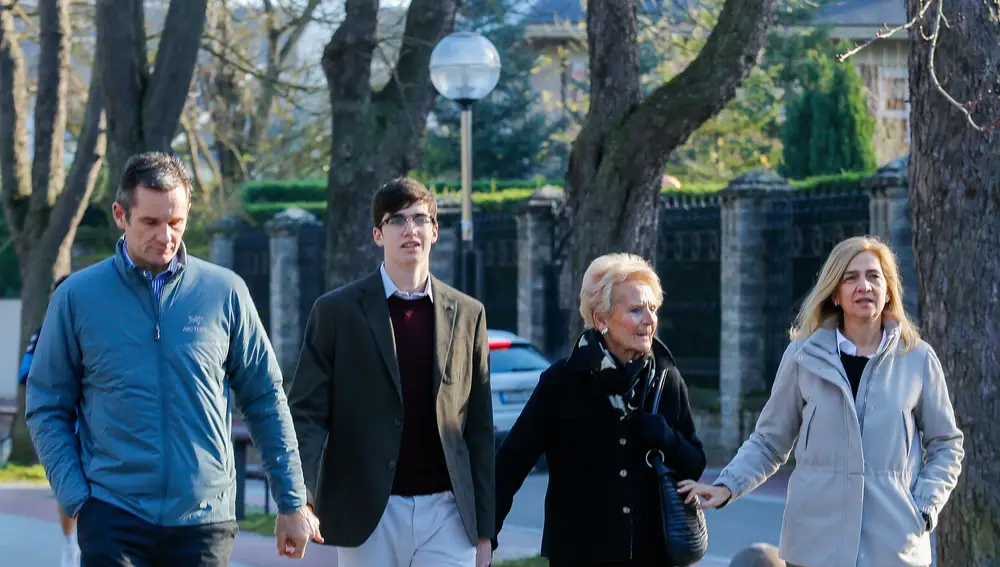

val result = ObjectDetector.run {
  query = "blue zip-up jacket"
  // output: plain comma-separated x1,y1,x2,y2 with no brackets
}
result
25,240,307,525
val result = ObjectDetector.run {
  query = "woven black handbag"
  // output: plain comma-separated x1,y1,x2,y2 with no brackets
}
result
645,369,709,567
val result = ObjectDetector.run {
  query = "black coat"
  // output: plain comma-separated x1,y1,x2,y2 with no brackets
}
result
493,339,707,564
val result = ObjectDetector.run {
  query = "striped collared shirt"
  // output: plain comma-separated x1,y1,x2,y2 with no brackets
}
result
122,239,180,302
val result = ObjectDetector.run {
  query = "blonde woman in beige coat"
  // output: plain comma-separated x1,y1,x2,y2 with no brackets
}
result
678,236,964,567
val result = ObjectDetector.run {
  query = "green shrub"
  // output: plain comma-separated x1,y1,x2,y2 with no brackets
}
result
240,178,561,205
244,201,328,224
239,170,871,224
790,170,871,193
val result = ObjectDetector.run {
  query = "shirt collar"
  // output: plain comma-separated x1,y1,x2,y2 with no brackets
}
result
122,237,181,277
836,328,887,358
380,263,433,302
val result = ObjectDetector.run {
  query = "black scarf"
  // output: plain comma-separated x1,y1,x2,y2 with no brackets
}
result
568,328,655,419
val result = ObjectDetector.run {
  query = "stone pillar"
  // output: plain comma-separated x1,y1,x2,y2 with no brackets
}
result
515,186,565,349
717,171,794,454
865,155,919,322
265,208,322,372
206,214,249,270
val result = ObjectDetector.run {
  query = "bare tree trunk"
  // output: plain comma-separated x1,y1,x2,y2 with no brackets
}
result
906,2,1000,564
95,0,208,179
322,0,460,289
0,0,106,464
562,0,776,340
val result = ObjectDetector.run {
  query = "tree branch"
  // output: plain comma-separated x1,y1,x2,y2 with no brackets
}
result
322,0,378,114
95,0,148,160
44,61,105,255
378,0,459,109
621,0,778,160
837,0,935,62
199,40,320,93
246,0,321,158
841,0,996,132
28,0,70,225
0,2,32,240
277,0,320,65
142,0,209,150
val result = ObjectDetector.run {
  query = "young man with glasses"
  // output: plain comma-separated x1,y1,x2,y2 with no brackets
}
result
288,177,495,567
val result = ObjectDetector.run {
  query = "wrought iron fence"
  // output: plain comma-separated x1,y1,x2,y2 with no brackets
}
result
232,230,271,334
298,225,327,332
473,213,519,334
657,195,722,391
790,188,871,309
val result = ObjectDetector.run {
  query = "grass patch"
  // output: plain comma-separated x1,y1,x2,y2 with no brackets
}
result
0,463,48,484
495,558,548,567
238,510,276,536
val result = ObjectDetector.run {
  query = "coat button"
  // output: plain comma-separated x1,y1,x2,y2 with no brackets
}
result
619,469,628,478
388,460,396,470
619,438,627,446
622,506,631,514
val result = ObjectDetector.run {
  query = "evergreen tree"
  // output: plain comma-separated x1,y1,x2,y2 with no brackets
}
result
420,0,568,180
780,37,876,178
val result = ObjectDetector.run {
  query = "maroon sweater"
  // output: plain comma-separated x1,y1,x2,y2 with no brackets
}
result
387,295,452,496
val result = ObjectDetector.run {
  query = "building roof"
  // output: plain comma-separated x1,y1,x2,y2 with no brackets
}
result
524,0,674,24
524,0,907,27
815,0,907,27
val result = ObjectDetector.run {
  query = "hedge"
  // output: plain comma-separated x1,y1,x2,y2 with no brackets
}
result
789,170,873,192
239,171,871,223
240,178,562,205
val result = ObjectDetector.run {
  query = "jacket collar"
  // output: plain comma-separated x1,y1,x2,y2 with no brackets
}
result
113,237,188,282
806,315,901,358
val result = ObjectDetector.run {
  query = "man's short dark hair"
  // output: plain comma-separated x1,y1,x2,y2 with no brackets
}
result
371,177,438,228
51,274,69,294
115,152,192,220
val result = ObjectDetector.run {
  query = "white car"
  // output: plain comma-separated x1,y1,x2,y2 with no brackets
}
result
488,329,550,452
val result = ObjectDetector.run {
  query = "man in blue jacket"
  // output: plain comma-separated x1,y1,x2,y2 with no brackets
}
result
26,152,322,566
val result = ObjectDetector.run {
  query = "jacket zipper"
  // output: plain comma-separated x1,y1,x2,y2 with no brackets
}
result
153,280,169,524
855,347,888,436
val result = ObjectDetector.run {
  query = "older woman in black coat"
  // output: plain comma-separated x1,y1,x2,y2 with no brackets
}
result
492,253,706,567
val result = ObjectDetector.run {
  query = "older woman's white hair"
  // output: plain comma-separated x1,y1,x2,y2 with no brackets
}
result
578,253,663,329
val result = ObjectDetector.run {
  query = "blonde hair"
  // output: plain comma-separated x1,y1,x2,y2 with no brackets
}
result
789,235,919,350
579,253,663,329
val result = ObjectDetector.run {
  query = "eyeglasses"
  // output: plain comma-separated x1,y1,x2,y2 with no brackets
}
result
379,214,435,229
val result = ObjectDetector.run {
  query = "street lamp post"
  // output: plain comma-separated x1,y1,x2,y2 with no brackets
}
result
429,31,501,298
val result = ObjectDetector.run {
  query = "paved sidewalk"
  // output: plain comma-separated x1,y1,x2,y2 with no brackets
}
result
0,476,766,567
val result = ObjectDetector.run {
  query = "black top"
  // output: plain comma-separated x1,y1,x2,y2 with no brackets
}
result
839,352,869,399
493,338,706,564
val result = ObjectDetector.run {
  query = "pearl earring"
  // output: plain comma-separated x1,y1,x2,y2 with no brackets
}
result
600,328,609,336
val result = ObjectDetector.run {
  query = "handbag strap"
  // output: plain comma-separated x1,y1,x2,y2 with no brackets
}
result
650,368,668,414
646,368,671,473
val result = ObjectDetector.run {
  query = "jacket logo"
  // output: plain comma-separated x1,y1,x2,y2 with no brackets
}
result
183,314,208,333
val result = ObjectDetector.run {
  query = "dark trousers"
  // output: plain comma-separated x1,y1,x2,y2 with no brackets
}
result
78,498,239,567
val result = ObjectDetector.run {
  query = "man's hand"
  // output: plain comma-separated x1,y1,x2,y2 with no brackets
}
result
274,506,324,559
476,538,492,567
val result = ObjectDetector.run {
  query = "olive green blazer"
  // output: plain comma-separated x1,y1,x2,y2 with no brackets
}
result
287,270,495,547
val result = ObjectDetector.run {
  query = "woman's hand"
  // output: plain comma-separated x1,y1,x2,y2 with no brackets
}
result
676,480,732,510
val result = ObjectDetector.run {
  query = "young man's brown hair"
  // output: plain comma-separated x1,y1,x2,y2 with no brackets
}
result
370,178,438,227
